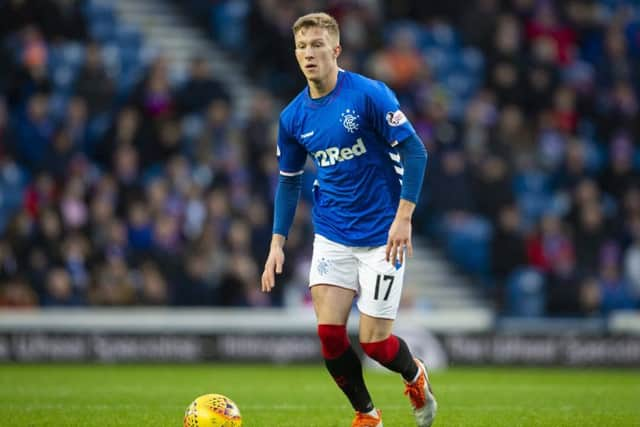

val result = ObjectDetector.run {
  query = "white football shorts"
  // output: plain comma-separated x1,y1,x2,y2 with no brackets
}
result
309,234,406,320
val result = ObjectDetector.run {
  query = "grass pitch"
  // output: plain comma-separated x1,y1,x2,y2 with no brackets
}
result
0,364,638,426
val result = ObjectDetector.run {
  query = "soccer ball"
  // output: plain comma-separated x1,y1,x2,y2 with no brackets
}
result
183,393,242,427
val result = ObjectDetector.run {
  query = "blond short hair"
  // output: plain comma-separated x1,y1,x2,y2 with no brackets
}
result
292,12,340,44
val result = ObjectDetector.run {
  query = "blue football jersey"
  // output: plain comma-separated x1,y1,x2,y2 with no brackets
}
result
277,70,417,246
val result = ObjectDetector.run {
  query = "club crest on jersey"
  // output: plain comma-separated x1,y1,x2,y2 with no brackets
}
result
340,109,360,133
386,110,407,127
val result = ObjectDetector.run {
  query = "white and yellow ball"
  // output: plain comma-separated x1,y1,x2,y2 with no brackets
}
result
183,393,242,427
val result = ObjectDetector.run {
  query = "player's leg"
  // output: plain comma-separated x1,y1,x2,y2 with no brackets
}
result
308,235,380,426
311,285,378,417
359,314,419,382
356,247,437,427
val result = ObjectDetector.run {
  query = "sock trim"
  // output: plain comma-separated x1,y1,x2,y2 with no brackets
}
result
318,324,350,359
360,335,400,364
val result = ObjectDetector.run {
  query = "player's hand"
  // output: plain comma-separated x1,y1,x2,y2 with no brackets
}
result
386,216,413,267
261,243,285,292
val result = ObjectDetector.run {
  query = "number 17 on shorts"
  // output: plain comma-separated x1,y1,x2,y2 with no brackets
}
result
356,245,405,320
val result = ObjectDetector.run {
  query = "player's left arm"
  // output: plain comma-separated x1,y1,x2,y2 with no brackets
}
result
386,133,427,266
364,80,428,265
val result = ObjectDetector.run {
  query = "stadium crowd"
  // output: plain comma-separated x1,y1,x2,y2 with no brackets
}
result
1,0,639,316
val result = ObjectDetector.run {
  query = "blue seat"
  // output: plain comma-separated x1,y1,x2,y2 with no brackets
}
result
90,20,116,43
506,268,546,317
119,45,141,71
460,47,484,74
423,47,455,79
61,43,85,68
445,72,475,98
430,23,459,49
383,21,423,45
445,215,492,276
87,5,117,43
48,93,70,121
116,26,142,51
52,65,77,92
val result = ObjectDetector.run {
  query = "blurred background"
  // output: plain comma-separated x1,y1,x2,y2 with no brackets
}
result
0,0,639,366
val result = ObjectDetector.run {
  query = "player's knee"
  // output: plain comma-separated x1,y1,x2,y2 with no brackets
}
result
317,324,350,359
361,335,399,364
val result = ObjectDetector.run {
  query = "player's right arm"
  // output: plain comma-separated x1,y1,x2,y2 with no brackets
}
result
262,233,286,292
261,115,307,292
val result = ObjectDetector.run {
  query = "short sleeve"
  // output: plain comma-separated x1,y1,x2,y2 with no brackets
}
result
277,117,307,176
366,81,416,146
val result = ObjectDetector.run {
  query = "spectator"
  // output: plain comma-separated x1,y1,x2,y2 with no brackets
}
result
101,219,130,264
59,176,89,231
3,208,34,264
74,42,115,117
0,277,38,308
472,155,514,223
7,27,51,108
47,128,75,178
0,154,27,231
112,143,141,202
43,0,87,42
526,213,568,273
553,139,592,193
596,27,639,89
89,256,136,305
623,214,640,299
599,82,640,140
34,208,63,262
61,233,90,291
132,57,175,122
42,267,84,306
14,93,54,171
491,104,533,162
487,14,527,106
523,62,559,114
0,98,17,158
95,107,144,168
138,261,169,305
0,0,38,38
550,85,578,135
127,201,154,253
177,57,230,115
145,119,182,167
88,192,117,249
598,242,635,314
368,26,423,93
525,2,576,66
428,149,475,216
599,133,640,201
545,238,584,316
579,276,602,316
491,204,527,308
0,240,18,283
459,0,500,52
573,201,609,275
1,0,87,42
218,252,264,306
176,251,215,305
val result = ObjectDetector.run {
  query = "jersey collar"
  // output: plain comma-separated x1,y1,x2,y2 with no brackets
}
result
305,69,345,108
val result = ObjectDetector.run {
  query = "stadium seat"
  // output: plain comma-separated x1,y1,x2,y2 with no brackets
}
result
506,268,546,317
444,216,492,276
